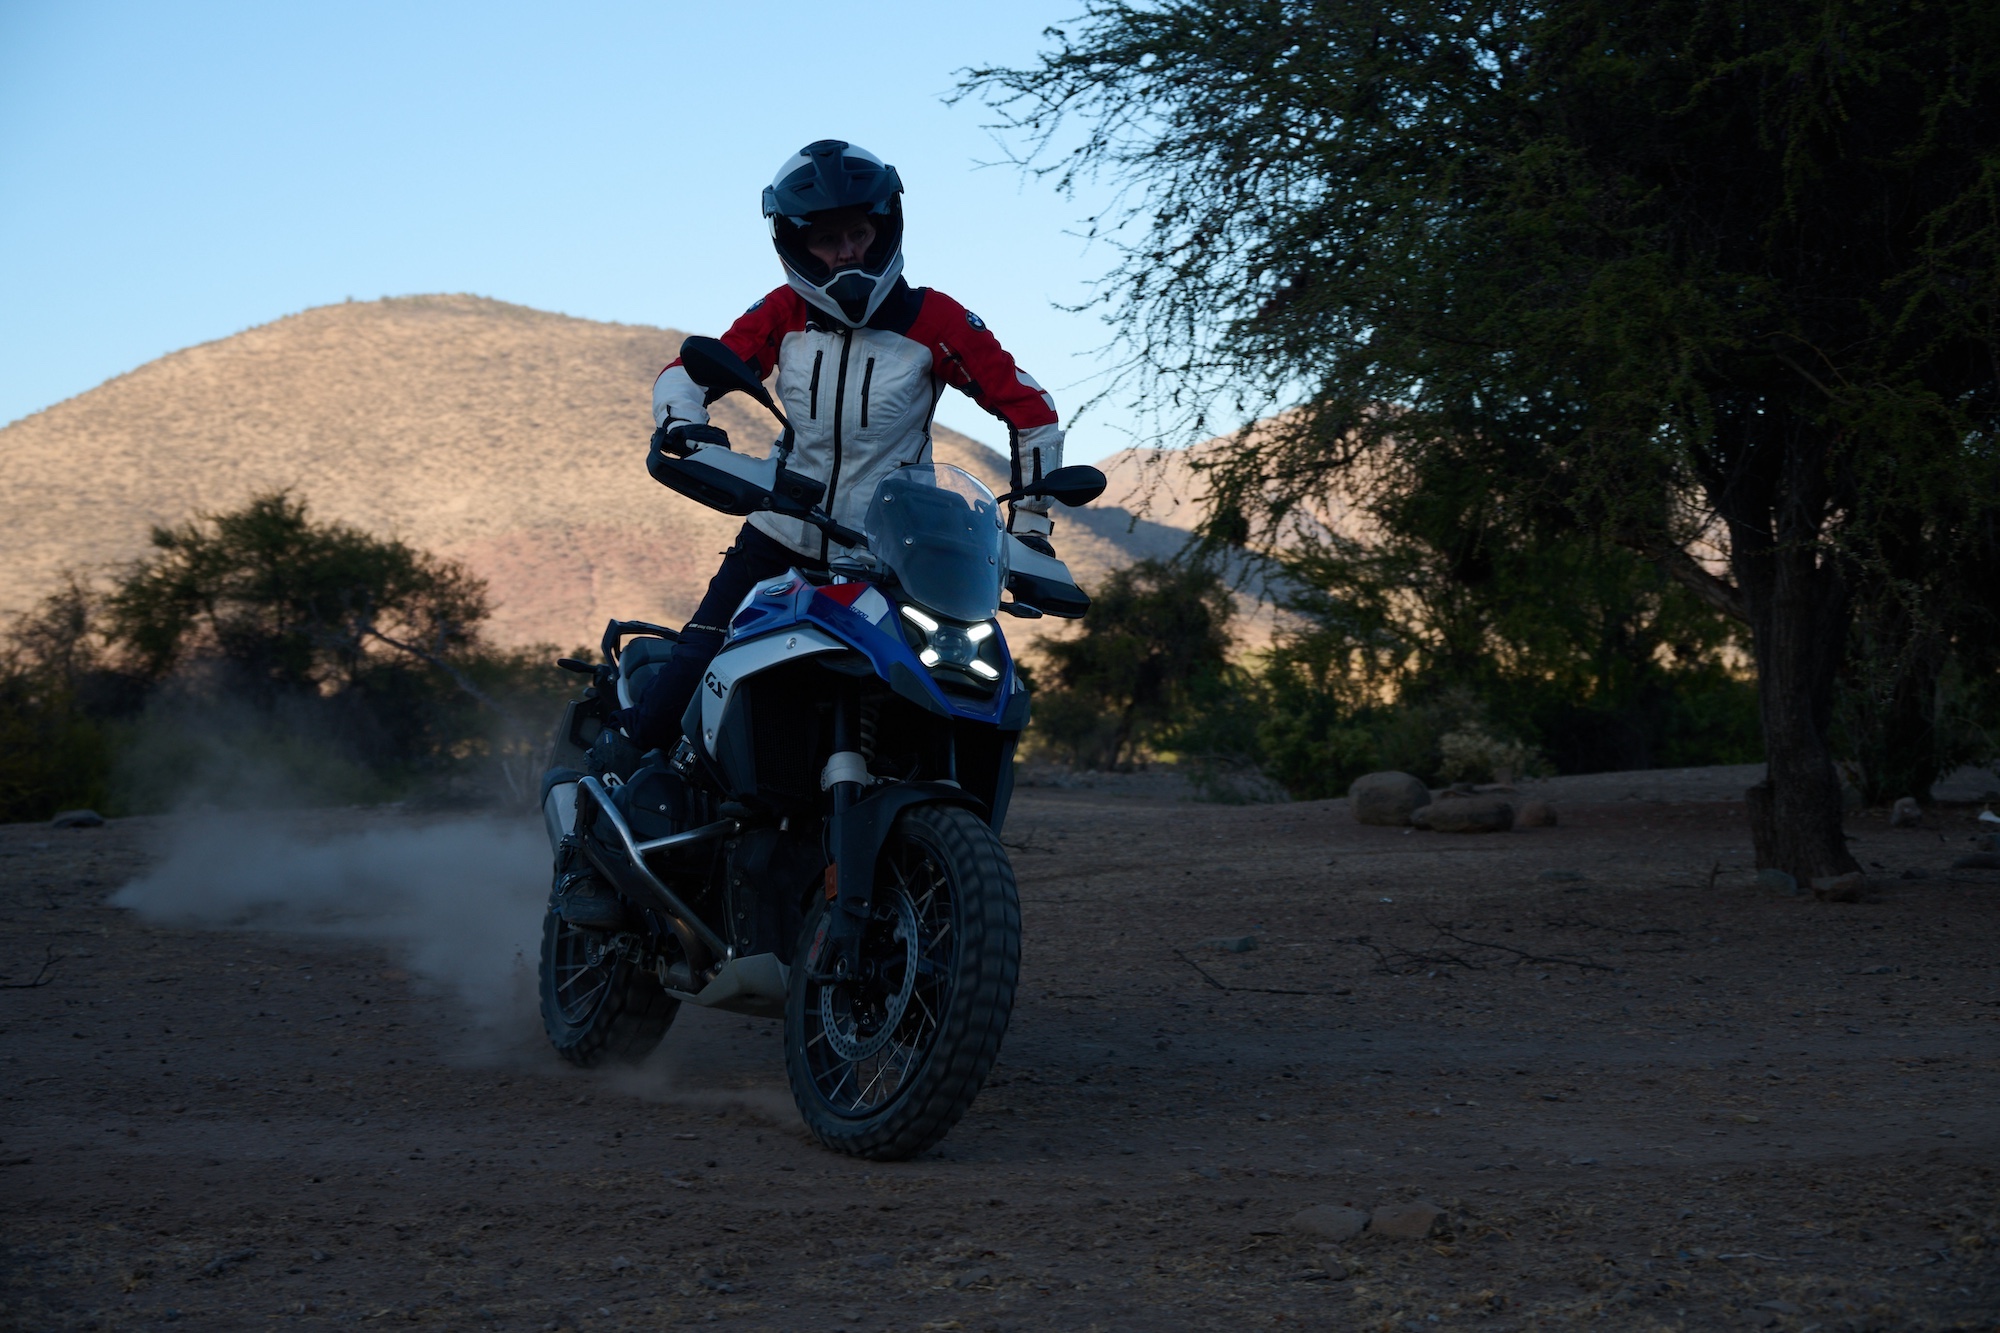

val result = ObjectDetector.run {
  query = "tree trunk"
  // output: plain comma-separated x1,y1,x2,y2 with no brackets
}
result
1728,515,1860,882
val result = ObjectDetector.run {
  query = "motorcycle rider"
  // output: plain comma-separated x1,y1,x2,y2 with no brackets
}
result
624,138,1066,753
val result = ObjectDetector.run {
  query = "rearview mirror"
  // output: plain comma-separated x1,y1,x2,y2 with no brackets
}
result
1000,464,1107,509
680,336,787,425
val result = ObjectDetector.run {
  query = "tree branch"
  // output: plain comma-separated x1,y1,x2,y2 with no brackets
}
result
1615,530,1747,623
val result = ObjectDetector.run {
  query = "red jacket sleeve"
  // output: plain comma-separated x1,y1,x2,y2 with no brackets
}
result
653,287,804,426
909,290,1059,429
907,290,1064,502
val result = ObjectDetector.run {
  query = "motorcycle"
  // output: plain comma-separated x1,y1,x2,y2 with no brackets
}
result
535,334,1104,1160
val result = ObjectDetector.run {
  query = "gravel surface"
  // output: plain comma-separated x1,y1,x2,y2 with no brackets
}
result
3,782,1997,1331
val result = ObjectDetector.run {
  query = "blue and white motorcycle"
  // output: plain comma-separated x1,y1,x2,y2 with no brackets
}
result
536,336,1103,1159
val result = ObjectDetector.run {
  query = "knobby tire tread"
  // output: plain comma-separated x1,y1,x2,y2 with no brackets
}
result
786,804,1021,1161
538,908,678,1067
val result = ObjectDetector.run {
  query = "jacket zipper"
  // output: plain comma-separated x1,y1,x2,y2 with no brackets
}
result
823,330,855,557
807,349,824,419
859,357,875,429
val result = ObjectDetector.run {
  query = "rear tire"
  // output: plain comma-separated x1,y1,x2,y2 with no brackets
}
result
784,803,1020,1160
538,904,678,1067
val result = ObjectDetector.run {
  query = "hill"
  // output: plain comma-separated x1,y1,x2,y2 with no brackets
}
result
0,295,1202,651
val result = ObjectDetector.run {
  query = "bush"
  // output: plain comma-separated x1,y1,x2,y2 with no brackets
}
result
0,494,570,819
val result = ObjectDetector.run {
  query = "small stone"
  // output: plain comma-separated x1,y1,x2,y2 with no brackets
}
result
1515,800,1557,828
1950,852,2000,870
49,809,104,829
1289,1205,1369,1242
1812,872,1867,903
1538,869,1584,883
848,1253,892,1269
1755,868,1800,896
608,1255,631,1271
1369,1200,1445,1239
1755,1299,1804,1315
1889,797,1922,828
1409,805,1433,830
1349,772,1432,826
1207,935,1258,953
1423,795,1513,834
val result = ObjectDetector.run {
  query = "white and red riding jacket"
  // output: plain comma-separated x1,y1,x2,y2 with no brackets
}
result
653,280,1064,561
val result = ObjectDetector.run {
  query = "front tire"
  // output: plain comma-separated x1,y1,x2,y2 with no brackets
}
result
538,904,678,1067
784,803,1020,1160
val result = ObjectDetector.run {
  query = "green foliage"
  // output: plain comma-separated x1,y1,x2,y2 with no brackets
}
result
108,491,489,693
0,578,127,822
970,0,2000,864
0,493,565,819
1027,558,1237,770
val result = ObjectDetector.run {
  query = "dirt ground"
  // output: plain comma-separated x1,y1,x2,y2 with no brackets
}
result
3,775,1997,1332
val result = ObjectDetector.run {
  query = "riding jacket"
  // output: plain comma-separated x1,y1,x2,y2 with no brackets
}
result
653,279,1064,561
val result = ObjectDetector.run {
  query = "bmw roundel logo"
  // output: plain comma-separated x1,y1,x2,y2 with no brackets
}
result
965,310,986,330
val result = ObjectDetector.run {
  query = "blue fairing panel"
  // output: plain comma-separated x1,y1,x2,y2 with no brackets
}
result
724,573,1017,725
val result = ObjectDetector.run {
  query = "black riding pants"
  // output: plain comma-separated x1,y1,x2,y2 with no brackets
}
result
631,523,825,752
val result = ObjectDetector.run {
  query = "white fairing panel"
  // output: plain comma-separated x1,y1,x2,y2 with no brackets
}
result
1005,534,1084,595
698,624,848,755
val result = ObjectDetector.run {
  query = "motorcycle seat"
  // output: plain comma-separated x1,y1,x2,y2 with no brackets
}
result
619,634,677,701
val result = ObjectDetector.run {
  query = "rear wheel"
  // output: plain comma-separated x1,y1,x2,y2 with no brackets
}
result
538,900,678,1067
784,803,1020,1160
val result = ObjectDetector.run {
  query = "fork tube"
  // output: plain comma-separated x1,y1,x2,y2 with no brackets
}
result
829,691,871,920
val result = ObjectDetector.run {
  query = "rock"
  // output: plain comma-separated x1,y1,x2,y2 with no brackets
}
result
1207,935,1259,953
1515,800,1557,828
1289,1205,1369,1241
1538,869,1584,883
1409,805,1433,830
49,809,104,829
1754,1299,1804,1316
1369,1200,1446,1239
1812,872,1867,903
1423,794,1514,834
1950,852,2000,870
1889,796,1922,828
1755,868,1801,896
1349,771,1433,826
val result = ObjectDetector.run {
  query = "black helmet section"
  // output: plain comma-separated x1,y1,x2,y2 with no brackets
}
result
762,139,905,328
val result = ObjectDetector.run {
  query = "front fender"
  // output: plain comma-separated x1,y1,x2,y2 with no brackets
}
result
833,781,989,915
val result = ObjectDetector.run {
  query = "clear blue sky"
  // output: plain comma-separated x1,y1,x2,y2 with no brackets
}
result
0,2,1145,459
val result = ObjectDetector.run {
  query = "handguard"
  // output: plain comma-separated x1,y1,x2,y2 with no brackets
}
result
1004,533,1090,618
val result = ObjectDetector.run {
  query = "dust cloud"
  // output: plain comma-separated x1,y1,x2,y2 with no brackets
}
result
112,814,548,1036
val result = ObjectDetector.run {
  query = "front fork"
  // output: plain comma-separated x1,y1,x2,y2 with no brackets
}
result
813,691,873,978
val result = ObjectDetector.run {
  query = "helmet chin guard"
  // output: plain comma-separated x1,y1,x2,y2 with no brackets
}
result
763,139,905,327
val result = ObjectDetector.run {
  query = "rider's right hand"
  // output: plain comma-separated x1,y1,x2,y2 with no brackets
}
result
653,422,732,456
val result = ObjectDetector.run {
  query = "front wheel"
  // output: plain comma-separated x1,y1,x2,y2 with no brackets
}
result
784,803,1021,1160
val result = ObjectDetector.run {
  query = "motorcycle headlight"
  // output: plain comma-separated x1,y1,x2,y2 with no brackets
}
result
900,605,1002,683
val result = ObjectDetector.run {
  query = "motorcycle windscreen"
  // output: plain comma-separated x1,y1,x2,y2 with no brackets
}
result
864,464,1008,622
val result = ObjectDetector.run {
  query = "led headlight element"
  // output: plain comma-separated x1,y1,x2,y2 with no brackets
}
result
898,602,1004,687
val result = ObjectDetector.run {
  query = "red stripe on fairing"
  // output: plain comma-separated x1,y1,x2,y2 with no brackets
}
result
816,581,875,607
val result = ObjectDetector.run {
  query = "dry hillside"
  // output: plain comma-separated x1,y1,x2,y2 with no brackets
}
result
0,295,1198,651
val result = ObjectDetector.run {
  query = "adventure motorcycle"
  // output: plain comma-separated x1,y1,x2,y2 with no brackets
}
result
535,335,1104,1160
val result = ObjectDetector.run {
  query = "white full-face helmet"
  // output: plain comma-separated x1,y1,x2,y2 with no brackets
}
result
762,139,905,327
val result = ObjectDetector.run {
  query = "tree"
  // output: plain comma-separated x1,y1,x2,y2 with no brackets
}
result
108,491,493,698
1031,558,1237,769
969,0,2000,879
